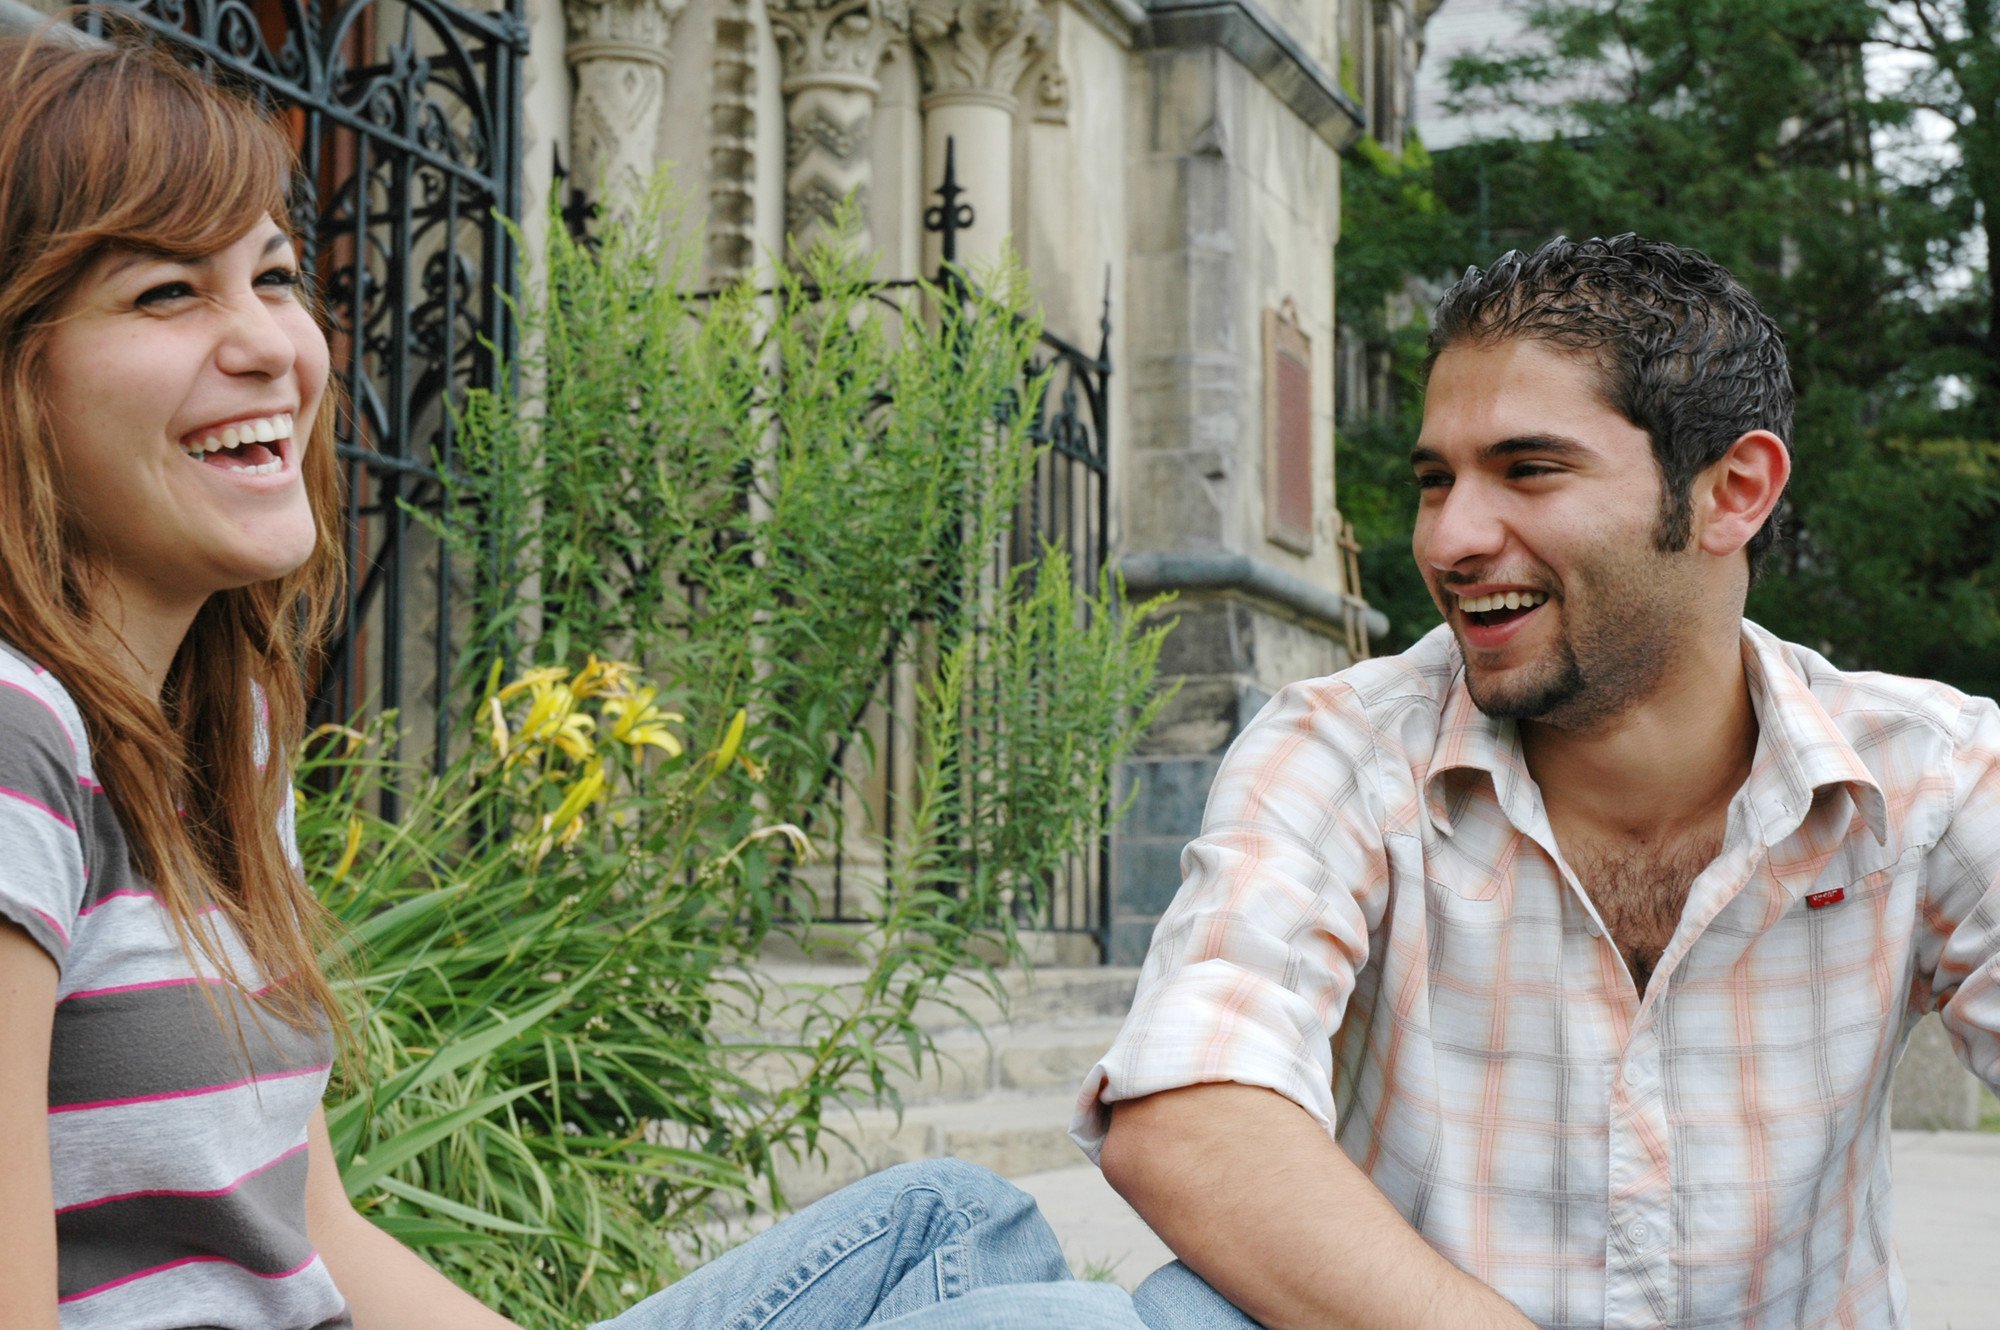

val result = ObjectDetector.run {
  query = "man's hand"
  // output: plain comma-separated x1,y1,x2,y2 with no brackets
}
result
1101,1083,1538,1330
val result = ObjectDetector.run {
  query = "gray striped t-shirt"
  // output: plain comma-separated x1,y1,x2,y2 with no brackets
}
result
0,644,350,1330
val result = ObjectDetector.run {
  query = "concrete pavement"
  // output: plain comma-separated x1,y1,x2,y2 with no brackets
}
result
1016,1130,2000,1329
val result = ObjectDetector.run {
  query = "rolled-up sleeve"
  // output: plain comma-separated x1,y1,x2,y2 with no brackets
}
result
1922,696,2000,1091
1070,677,1394,1160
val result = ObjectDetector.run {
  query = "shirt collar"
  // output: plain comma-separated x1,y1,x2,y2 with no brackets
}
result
1738,619,1889,853
1418,622,1888,854
1420,634,1538,838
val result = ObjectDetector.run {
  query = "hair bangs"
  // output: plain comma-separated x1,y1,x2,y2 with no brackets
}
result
56,50,295,266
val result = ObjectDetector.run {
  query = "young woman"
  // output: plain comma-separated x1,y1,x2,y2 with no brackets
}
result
0,30,1146,1330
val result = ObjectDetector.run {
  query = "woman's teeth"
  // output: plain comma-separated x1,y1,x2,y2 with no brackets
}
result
1459,590,1549,614
181,414,293,474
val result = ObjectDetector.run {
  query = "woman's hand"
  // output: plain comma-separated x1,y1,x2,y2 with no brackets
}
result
0,922,61,1330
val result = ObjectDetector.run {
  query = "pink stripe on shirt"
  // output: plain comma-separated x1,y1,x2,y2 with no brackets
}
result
60,975,277,1003
0,783,75,830
58,1251,323,1304
33,906,72,947
47,1061,329,1115
0,679,77,753
55,1141,309,1215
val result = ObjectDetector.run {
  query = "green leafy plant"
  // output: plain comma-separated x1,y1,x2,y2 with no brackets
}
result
303,185,1172,1324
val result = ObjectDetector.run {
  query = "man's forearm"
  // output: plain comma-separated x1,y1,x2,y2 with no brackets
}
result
1100,1083,1536,1330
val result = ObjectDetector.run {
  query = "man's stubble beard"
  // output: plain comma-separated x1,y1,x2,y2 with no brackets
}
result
1461,532,1697,733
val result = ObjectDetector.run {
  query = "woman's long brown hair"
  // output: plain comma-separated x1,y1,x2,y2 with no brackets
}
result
0,28,347,1031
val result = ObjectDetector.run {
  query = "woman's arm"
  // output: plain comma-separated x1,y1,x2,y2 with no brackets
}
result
304,1108,523,1330
0,922,61,1330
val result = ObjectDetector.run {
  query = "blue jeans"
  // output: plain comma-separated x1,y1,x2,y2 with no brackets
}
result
592,1159,1145,1330
1132,1261,1264,1329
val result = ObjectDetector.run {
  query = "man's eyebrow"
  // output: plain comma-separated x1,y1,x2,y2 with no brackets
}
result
1409,434,1596,468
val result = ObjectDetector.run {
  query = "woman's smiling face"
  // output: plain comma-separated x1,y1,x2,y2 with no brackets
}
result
39,215,328,620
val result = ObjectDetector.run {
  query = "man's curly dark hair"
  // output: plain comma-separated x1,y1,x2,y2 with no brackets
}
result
1426,234,1793,580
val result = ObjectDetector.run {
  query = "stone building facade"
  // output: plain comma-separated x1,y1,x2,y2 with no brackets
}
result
512,0,1439,961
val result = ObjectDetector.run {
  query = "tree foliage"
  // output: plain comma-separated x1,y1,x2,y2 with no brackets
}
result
1337,0,2000,691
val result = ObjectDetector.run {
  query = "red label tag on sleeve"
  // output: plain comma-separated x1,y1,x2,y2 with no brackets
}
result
1806,887,1846,909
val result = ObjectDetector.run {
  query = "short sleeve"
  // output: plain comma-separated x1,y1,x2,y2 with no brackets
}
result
1069,677,1394,1160
1920,696,2000,1091
0,679,91,969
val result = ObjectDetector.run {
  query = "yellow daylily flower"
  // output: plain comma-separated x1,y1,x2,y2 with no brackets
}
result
487,695,510,759
496,665,571,704
604,686,685,758
548,760,607,831
571,655,637,700
711,709,747,776
307,723,369,757
514,681,597,763
330,815,366,885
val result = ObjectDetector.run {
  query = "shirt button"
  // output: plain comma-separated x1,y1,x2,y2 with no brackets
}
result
1585,919,1604,939
1628,1221,1651,1246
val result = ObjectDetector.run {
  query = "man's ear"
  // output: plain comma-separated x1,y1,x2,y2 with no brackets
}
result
1695,429,1790,559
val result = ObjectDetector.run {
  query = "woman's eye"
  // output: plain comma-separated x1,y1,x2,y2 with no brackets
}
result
258,267,303,291
134,281,195,307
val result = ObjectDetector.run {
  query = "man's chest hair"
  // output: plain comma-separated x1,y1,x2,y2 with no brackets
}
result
1565,829,1723,989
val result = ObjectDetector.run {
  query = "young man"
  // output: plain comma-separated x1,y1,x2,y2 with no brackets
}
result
1073,235,2000,1330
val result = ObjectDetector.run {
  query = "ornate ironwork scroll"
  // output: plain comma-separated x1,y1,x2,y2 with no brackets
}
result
86,0,527,777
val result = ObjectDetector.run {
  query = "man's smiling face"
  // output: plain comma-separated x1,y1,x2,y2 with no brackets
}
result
1412,336,1706,730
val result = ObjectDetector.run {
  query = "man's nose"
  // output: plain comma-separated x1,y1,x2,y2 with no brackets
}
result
1419,479,1508,572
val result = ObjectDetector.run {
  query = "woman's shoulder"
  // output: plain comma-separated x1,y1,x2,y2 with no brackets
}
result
0,640,91,778
0,642,93,966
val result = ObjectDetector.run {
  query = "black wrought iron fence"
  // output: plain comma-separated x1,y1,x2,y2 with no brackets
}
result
84,0,526,785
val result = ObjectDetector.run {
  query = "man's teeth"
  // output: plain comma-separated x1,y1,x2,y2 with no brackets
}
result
1459,590,1549,614
181,413,293,460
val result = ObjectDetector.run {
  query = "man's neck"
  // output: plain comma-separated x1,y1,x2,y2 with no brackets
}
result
1520,622,1758,842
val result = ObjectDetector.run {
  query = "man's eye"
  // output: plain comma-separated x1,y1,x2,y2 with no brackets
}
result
1509,463,1560,480
1412,473,1451,491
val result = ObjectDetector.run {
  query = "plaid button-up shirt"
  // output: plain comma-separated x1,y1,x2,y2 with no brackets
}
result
1074,621,2000,1330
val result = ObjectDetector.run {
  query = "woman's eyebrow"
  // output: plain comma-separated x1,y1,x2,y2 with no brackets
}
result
101,233,290,279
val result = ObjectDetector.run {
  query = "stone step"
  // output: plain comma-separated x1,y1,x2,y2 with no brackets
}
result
770,1090,1087,1209
904,1018,1125,1103
716,964,1140,1042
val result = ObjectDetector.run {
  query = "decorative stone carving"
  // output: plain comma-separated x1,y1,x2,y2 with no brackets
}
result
1022,49,1067,124
770,0,911,86
769,0,912,253
708,0,759,281
564,0,686,213
910,0,1052,105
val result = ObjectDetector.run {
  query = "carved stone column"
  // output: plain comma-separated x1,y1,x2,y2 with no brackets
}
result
565,0,686,214
770,0,911,256
910,0,1050,270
